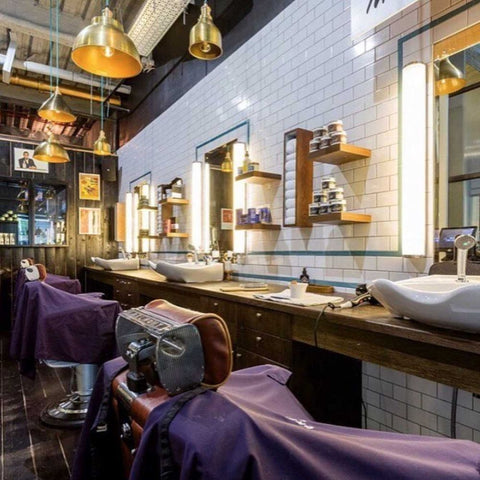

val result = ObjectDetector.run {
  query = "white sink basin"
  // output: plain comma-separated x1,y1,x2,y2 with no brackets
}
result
369,275,480,332
91,257,140,271
149,260,224,283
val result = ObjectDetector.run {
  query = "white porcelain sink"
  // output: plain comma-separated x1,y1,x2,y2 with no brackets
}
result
149,260,224,283
369,275,480,332
91,257,140,271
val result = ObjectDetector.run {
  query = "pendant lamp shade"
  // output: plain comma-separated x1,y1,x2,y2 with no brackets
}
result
93,130,112,156
33,130,70,163
435,57,466,96
221,151,233,172
71,7,142,78
189,3,222,60
38,86,76,123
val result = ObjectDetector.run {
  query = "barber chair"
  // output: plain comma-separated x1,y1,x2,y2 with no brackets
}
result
40,362,99,428
11,268,120,429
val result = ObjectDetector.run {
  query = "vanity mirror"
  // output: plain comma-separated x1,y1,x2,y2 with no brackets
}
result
434,22,480,257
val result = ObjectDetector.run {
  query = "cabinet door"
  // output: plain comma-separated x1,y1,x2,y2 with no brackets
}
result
113,278,139,309
234,347,286,370
237,329,291,367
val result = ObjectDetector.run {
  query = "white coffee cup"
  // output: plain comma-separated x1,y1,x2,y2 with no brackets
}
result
290,282,308,299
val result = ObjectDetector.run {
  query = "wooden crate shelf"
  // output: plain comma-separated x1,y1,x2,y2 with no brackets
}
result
235,224,281,231
158,198,189,206
308,144,371,165
309,212,371,225
235,171,282,184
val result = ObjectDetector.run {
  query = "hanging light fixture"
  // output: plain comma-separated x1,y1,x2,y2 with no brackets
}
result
221,151,233,173
93,77,113,156
33,125,70,163
71,4,142,78
189,1,222,60
38,0,76,123
435,56,466,96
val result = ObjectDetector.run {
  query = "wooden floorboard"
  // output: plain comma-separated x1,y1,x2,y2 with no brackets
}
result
1,334,81,480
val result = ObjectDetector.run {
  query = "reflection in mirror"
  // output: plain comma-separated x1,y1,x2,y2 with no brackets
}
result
435,28,480,260
204,140,235,252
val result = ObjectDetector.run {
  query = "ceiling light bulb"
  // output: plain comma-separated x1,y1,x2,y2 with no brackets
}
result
200,42,212,53
104,46,114,58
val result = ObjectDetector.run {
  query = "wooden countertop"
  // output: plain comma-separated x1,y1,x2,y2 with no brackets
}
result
84,266,480,355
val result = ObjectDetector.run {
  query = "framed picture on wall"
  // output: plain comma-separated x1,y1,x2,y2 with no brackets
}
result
13,147,49,173
79,207,101,235
79,173,101,200
221,208,233,230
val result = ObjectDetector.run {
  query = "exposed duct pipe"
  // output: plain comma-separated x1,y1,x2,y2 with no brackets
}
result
0,54,131,95
9,75,122,106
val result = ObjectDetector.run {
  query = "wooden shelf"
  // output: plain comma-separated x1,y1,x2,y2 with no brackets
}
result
158,198,189,206
235,171,282,184
137,205,158,211
159,232,189,239
235,223,281,231
308,144,371,165
309,212,372,225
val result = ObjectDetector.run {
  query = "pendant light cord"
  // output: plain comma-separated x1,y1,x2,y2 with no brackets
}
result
55,0,59,87
49,0,53,92
100,76,104,131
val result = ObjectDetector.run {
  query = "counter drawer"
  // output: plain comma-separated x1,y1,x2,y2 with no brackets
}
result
237,305,291,338
237,329,291,367
200,296,237,344
234,347,287,370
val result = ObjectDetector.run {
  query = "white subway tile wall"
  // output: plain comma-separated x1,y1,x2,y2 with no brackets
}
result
118,0,480,439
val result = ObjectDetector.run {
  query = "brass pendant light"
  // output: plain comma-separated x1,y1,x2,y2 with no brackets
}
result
38,86,76,123
93,77,113,156
94,130,112,156
71,6,142,78
435,57,466,96
38,0,76,123
33,126,70,163
189,1,222,60
221,151,233,173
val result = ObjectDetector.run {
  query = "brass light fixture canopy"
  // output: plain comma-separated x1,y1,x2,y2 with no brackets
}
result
435,57,466,96
71,7,142,78
38,86,77,123
93,130,112,156
189,3,222,60
33,128,70,163
221,151,233,173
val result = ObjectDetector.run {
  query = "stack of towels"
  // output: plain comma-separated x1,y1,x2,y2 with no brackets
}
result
284,137,297,225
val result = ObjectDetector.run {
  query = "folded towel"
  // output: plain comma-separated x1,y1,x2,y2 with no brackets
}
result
254,289,343,307
286,139,296,154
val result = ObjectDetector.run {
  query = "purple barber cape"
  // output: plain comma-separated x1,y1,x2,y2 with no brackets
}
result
10,281,120,378
73,361,480,480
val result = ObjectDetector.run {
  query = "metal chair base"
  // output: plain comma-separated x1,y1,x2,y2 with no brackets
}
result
40,393,89,428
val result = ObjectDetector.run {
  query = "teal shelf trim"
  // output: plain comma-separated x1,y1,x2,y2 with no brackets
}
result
248,250,402,257
231,272,358,290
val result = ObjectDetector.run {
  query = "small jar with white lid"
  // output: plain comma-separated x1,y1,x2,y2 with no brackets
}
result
309,203,321,216
319,203,329,214
313,126,328,139
328,187,344,201
309,138,320,152
319,135,331,149
330,130,347,145
327,120,343,134
329,199,347,213
321,175,336,190
313,190,328,204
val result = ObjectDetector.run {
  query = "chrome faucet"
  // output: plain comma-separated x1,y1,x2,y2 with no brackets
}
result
187,244,199,264
454,234,476,282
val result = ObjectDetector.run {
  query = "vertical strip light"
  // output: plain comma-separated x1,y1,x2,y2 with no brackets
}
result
133,191,139,254
401,62,427,256
191,161,202,248
233,142,246,253
125,192,133,253
203,162,211,250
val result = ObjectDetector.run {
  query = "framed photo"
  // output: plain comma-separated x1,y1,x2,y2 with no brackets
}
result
79,173,101,200
79,207,101,235
221,208,233,230
14,147,49,173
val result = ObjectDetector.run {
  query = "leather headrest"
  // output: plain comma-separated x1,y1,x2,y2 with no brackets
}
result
145,299,232,389
25,264,47,282
20,258,34,268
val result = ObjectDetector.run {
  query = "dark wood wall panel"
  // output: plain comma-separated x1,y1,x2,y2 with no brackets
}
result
0,138,118,329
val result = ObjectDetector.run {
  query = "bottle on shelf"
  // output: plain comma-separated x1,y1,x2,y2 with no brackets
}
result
242,150,251,173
